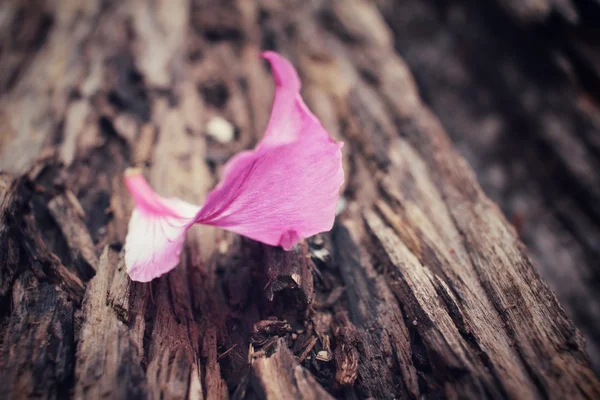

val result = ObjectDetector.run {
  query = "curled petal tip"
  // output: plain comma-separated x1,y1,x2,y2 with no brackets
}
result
259,50,274,59
259,50,282,63
260,51,301,92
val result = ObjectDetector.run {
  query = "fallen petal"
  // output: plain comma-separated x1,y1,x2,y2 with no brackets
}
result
123,52,343,281
258,51,335,148
194,51,344,248
124,169,200,282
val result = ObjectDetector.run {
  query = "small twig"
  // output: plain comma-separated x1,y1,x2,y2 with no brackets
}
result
297,336,318,363
248,343,254,364
66,190,85,218
218,344,238,360
263,275,274,291
261,336,279,353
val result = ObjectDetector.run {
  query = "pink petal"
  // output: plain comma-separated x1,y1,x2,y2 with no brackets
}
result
258,51,334,148
124,169,200,282
123,51,344,281
258,51,302,147
194,51,344,248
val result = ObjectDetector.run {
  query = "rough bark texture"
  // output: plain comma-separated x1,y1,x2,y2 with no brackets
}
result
1,0,599,399
375,0,600,371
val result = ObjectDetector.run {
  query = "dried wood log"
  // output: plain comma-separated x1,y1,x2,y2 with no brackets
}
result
374,0,600,371
47,192,98,280
0,0,599,399
75,246,147,398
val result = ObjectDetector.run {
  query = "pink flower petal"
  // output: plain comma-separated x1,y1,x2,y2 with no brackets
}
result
124,170,200,282
123,51,344,281
195,51,344,248
259,51,332,147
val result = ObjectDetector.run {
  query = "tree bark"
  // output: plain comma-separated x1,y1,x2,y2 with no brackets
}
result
375,0,600,371
0,0,599,399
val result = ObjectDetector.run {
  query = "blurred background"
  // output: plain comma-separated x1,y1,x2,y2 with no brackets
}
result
1,0,600,376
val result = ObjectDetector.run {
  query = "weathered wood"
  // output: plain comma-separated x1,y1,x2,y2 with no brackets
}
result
75,246,147,399
374,0,600,372
251,338,334,400
264,245,314,306
0,0,599,399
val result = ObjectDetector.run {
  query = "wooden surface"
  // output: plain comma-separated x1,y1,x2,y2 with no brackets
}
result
1,0,599,399
377,0,600,371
